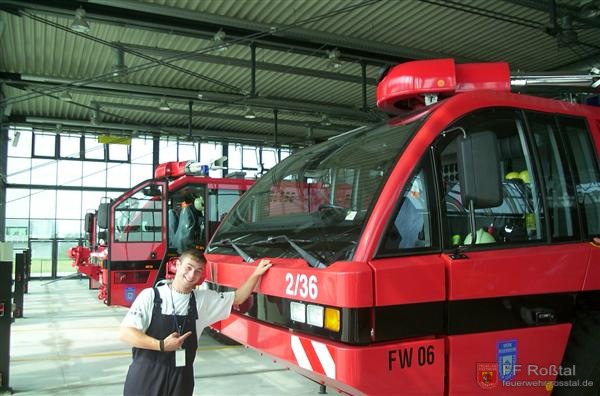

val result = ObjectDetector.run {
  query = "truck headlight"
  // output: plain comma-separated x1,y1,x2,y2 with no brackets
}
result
290,301,306,323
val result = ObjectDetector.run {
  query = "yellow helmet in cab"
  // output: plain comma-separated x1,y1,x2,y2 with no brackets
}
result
194,197,204,212
505,171,520,180
519,170,530,184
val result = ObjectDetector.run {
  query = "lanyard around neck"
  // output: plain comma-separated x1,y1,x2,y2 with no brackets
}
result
170,285,191,335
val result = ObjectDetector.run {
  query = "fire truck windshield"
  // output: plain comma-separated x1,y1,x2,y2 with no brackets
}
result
209,112,428,265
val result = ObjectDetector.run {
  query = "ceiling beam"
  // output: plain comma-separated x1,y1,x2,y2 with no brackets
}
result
17,117,313,146
2,75,381,122
121,43,378,85
93,101,354,132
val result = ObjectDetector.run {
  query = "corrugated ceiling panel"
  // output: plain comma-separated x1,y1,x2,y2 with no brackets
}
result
148,0,600,72
3,0,600,146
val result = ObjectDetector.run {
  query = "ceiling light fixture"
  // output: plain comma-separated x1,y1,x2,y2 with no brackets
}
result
320,113,332,126
90,104,100,125
557,16,578,47
244,106,256,119
71,6,91,34
591,66,600,88
212,28,228,52
158,97,171,111
327,48,342,69
580,0,600,18
59,90,74,102
111,47,127,77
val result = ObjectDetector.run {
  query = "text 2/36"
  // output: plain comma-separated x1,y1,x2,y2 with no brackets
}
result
285,273,318,299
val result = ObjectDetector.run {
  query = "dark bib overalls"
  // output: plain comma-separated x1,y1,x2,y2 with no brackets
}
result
124,288,198,396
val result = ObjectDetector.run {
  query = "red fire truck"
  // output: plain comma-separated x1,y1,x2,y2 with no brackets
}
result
204,59,600,395
69,160,253,307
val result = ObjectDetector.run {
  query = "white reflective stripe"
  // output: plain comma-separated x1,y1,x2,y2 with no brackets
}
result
311,340,336,379
291,335,312,371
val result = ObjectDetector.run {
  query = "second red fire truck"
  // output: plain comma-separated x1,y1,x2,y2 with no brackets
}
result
69,160,253,307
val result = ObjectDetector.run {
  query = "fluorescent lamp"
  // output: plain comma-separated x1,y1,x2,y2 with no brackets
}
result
111,48,127,77
59,90,73,102
327,48,342,69
71,7,90,33
158,97,171,111
212,29,228,52
244,106,256,119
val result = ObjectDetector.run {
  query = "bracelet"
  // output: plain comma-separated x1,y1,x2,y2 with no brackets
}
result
159,339,164,352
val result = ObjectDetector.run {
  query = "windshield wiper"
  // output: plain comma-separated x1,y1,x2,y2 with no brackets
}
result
213,239,254,263
254,235,326,269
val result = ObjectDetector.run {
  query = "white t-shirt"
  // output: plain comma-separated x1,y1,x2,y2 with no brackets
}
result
121,283,235,339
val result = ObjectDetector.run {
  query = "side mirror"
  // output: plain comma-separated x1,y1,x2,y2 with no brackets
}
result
212,156,228,168
97,202,110,230
84,212,95,233
457,131,502,209
143,186,162,197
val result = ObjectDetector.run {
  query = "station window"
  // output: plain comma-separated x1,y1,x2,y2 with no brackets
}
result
158,139,200,163
108,143,130,162
32,132,57,157
83,136,106,160
59,134,82,159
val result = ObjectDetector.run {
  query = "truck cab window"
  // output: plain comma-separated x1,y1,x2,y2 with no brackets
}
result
557,116,600,236
208,188,245,238
525,112,579,240
381,160,436,253
210,116,427,265
114,185,163,242
169,185,206,253
437,108,546,248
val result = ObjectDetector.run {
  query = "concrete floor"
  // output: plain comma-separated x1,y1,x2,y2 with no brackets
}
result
7,278,321,395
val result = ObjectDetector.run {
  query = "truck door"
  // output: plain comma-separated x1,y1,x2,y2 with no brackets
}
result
436,108,590,395
373,157,447,394
108,180,167,306
558,116,600,292
376,157,446,340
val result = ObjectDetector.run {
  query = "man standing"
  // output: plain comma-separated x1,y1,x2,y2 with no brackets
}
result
119,248,272,396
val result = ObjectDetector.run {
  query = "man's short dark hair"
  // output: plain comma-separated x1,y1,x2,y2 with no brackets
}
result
179,248,206,265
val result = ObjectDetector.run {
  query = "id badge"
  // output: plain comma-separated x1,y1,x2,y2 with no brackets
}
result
175,348,186,367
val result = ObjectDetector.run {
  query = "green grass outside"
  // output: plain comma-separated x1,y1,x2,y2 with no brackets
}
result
28,259,77,277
